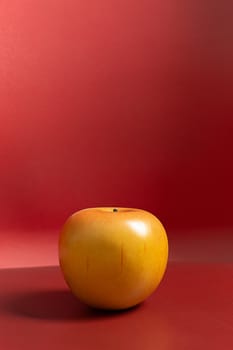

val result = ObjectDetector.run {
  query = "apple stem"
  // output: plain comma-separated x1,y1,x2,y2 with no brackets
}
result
113,208,118,212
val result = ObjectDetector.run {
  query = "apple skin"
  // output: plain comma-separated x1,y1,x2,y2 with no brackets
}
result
59,207,168,310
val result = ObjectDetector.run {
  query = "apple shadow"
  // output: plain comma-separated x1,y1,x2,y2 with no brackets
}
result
4,289,140,322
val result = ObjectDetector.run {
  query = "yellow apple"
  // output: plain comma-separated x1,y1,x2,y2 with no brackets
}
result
59,207,168,310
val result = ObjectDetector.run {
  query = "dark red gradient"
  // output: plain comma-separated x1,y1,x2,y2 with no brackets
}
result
0,0,233,231
1,4,232,348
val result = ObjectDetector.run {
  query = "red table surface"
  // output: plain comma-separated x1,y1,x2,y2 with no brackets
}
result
1,263,232,350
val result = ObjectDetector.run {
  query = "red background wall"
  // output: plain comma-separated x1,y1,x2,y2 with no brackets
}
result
1,0,233,233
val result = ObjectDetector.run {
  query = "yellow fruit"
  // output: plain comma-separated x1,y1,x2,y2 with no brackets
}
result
59,207,168,310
